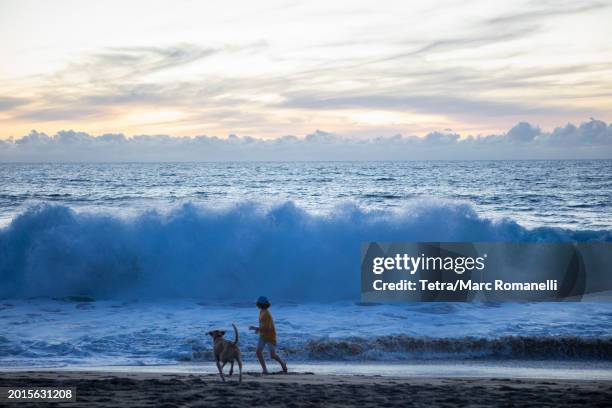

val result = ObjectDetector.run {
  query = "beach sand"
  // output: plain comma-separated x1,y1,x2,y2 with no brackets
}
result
1,370,611,407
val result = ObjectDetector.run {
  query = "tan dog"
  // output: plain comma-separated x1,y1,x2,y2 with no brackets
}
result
207,323,242,383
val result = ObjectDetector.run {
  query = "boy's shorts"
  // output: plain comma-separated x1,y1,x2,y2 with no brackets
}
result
256,338,276,353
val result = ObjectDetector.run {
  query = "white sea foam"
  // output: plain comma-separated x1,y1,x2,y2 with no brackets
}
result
0,300,611,368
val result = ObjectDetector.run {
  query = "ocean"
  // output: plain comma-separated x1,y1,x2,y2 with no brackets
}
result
0,160,611,371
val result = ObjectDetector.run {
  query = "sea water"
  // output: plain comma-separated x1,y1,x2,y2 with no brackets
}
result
0,161,611,370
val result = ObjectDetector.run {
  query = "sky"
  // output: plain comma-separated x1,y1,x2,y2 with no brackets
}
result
1,0,612,159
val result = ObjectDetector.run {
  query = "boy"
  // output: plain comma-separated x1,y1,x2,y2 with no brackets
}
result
249,296,288,374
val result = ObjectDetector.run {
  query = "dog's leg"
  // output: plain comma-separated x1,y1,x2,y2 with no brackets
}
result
237,357,243,384
216,359,225,382
229,360,234,376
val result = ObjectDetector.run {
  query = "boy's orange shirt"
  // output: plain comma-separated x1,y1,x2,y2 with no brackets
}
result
259,309,277,345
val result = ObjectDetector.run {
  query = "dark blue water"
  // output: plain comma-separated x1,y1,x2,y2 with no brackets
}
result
1,160,610,229
0,160,611,368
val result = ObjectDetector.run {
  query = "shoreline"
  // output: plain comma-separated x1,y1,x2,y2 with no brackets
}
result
3,360,612,381
1,370,611,407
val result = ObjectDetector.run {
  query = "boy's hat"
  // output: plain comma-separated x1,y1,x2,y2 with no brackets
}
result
256,296,270,306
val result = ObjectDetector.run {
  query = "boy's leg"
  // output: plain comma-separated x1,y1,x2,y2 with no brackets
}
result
268,344,288,373
256,338,269,374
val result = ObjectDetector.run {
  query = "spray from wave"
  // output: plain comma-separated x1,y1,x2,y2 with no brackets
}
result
0,201,610,299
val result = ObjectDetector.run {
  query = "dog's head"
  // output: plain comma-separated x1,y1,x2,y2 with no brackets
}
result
207,330,226,340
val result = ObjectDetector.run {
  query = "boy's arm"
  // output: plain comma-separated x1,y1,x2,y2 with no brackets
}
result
249,325,274,334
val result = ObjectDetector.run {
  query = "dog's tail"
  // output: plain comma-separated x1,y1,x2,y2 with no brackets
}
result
232,323,239,345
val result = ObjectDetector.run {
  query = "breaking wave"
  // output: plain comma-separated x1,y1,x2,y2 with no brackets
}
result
3,334,611,365
1,201,610,299
293,335,612,361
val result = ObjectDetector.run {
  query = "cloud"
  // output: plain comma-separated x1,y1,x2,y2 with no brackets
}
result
280,92,574,119
4,42,272,125
423,131,461,145
16,108,100,122
0,97,30,111
59,43,220,83
0,119,610,161
1,2,611,137
93,44,217,72
3,4,611,136
506,122,541,143
486,1,608,26
388,25,539,61
342,1,608,68
547,118,612,145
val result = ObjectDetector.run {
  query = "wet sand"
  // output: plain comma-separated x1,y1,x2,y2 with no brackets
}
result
1,370,611,407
